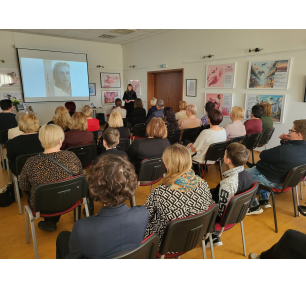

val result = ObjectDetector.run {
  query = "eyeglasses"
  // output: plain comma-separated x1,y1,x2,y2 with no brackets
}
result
289,129,297,134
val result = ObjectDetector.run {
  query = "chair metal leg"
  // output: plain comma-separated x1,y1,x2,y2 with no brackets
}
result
83,169,86,175
300,181,303,200
0,145,4,170
83,197,90,217
296,186,300,217
175,256,180,259
209,233,215,259
218,160,222,180
251,149,255,164
160,255,165,259
25,205,39,259
75,206,79,221
240,221,246,257
132,195,136,206
6,156,11,183
150,184,153,193
13,175,22,215
271,191,278,233
25,205,30,244
304,181,305,186
202,239,207,259
292,187,297,217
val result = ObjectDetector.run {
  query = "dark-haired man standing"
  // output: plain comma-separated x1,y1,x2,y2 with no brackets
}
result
0,99,17,132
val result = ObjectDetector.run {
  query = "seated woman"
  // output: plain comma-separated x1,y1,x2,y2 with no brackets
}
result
178,104,202,130
61,112,95,150
65,101,76,117
147,97,158,119
144,144,214,248
7,113,44,176
127,117,170,174
48,106,71,132
82,105,100,132
260,101,274,130
163,107,179,132
175,100,188,121
106,111,130,139
55,154,149,259
112,98,126,119
19,124,83,232
224,106,246,140
8,111,25,140
187,109,226,165
201,101,215,126
128,98,146,124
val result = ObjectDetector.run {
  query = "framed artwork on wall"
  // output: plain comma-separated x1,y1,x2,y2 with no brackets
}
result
186,79,197,97
204,93,233,117
0,68,21,87
246,59,290,89
89,83,96,96
102,91,121,105
205,63,235,88
128,80,141,96
100,72,121,88
244,94,286,123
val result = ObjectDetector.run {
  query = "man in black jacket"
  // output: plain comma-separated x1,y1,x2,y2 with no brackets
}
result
246,119,306,215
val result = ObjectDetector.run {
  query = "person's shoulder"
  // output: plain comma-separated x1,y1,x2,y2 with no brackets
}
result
129,205,149,216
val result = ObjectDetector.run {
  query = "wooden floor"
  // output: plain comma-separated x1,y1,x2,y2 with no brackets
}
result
1,150,306,259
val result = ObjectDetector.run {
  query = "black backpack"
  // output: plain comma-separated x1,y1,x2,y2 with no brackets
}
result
0,183,15,207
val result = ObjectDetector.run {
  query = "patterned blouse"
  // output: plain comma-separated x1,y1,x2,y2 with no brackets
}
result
144,169,214,250
19,150,83,207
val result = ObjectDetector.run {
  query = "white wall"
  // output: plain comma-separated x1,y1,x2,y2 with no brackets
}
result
0,31,123,124
122,29,306,149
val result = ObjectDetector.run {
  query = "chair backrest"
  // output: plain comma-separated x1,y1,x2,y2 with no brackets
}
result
138,158,166,182
96,113,105,125
15,152,40,176
256,128,275,147
167,129,181,145
123,118,128,128
66,143,97,168
200,124,210,132
283,164,306,190
32,175,88,212
117,138,130,152
92,130,99,144
220,182,259,227
204,140,230,162
244,132,262,150
0,129,9,145
181,127,201,143
159,204,219,255
131,116,147,127
229,135,246,144
112,234,160,259
133,123,147,138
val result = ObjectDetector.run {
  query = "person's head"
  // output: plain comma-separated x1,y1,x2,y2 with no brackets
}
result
205,101,215,113
65,101,76,112
163,107,176,122
186,104,197,117
146,117,167,139
161,144,192,186
70,112,88,131
251,104,264,119
179,100,187,111
82,105,93,118
103,128,120,149
53,106,71,130
156,99,164,110
18,113,40,133
115,98,122,107
0,99,13,112
207,109,223,126
87,154,138,206
53,62,71,88
290,120,306,141
109,111,123,128
134,98,143,109
39,124,65,150
260,101,272,117
150,97,157,107
230,106,245,121
15,111,26,123
224,142,250,168
126,84,133,92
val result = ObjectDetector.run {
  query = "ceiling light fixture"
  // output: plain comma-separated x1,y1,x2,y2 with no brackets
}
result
96,65,104,68
249,48,263,53
129,65,136,68
202,54,214,59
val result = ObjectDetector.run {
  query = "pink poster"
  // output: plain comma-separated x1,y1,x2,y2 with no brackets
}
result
205,93,232,117
205,63,235,88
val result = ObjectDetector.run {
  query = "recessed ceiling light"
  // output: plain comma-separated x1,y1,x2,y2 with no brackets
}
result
110,29,137,35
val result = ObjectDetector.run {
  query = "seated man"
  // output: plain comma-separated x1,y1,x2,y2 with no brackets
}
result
246,119,306,215
0,99,18,132
146,99,164,123
244,104,264,135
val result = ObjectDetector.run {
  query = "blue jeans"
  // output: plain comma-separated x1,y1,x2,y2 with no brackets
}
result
246,167,283,207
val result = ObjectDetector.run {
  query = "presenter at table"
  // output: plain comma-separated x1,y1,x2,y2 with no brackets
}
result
122,84,137,118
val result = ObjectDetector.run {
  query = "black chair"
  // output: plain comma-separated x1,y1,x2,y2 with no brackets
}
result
244,132,262,165
256,127,275,148
117,138,130,152
208,182,259,257
131,116,147,128
259,164,306,233
193,141,230,180
181,127,201,143
132,123,147,140
112,234,160,259
167,130,181,145
96,113,105,126
229,135,246,144
92,130,100,145
0,129,9,170
123,118,128,128
66,143,97,171
24,175,89,259
157,204,219,259
200,124,210,132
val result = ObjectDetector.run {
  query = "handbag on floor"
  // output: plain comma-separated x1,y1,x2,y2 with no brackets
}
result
0,183,15,207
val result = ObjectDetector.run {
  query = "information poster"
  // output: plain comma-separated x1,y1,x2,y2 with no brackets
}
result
247,60,290,89
0,68,21,87
205,63,235,88
1,92,23,101
186,79,197,97
128,80,141,96
205,93,232,117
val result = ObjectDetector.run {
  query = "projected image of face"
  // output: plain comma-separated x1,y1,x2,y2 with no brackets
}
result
53,62,72,97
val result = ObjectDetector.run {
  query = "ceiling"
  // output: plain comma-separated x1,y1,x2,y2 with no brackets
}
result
1,29,173,45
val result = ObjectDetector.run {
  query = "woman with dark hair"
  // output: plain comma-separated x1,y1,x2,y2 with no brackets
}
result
187,109,226,164
201,101,215,126
163,107,178,132
123,84,137,118
128,98,146,124
65,101,76,117
55,154,149,259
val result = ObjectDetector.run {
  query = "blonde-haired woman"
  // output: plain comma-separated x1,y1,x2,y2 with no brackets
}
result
224,106,246,140
107,111,130,139
260,101,273,130
175,100,188,121
61,112,95,150
82,105,100,131
7,113,44,176
48,106,71,132
147,97,158,120
144,144,214,247
19,124,83,232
